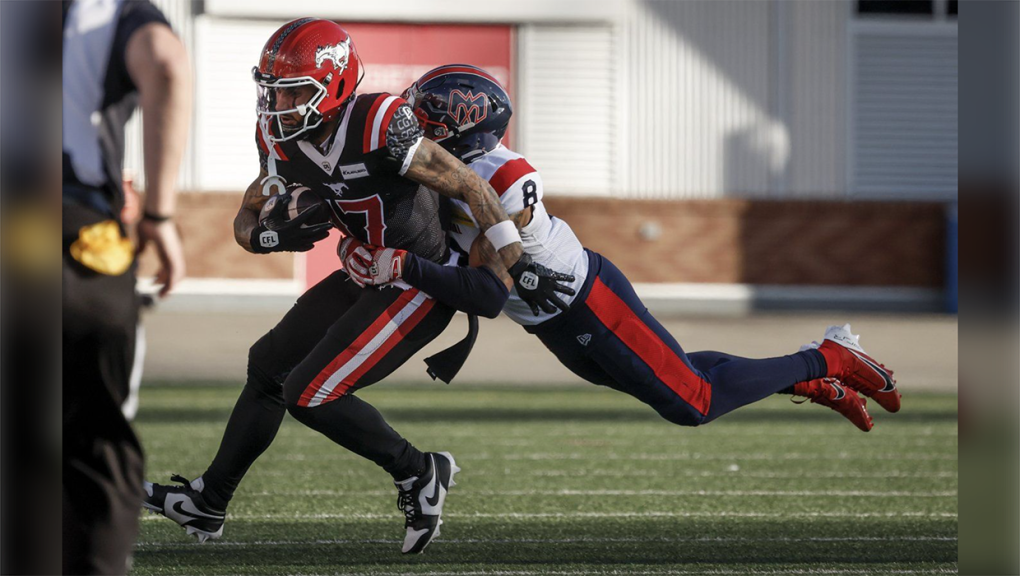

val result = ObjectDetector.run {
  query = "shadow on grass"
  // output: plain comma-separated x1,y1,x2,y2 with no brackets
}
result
133,518,958,574
137,405,958,426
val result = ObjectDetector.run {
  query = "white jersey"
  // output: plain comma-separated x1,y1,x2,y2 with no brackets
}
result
448,145,588,326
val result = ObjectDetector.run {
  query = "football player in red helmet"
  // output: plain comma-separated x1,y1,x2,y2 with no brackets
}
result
355,64,896,435
143,21,574,555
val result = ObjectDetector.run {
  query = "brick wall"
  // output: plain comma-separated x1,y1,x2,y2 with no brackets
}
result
141,192,945,287
137,192,293,279
543,198,946,287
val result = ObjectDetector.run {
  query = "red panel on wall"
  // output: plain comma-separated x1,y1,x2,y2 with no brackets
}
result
304,23,513,291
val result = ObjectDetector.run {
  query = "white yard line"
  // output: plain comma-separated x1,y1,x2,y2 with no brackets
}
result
269,452,956,463
136,535,957,549
526,470,957,479
287,569,959,576
142,510,957,522
287,570,959,576
239,489,956,498
496,453,957,461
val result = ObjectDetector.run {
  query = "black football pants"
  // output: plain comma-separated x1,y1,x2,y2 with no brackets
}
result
201,271,454,509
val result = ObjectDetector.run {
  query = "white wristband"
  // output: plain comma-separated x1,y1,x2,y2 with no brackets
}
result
484,220,522,251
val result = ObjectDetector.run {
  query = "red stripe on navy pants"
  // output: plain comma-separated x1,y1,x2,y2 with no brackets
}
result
584,278,712,416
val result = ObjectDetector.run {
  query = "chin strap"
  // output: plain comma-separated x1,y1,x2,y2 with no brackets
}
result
259,114,288,196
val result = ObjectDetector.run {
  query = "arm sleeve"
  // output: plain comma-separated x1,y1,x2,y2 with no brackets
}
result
367,98,424,175
401,253,509,319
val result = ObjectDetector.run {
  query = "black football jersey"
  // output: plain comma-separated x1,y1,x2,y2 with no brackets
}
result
257,93,448,263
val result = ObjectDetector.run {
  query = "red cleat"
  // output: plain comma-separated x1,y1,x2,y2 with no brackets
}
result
815,324,900,413
793,378,874,432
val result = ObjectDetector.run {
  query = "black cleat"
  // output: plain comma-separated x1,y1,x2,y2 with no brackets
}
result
395,452,459,554
142,474,226,542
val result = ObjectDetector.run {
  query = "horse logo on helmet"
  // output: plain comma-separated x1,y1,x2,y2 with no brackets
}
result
315,38,351,73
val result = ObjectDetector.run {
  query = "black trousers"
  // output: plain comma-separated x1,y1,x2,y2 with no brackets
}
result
62,203,143,575
201,271,455,508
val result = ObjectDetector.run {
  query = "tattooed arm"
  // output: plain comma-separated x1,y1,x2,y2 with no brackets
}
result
234,169,271,252
403,138,523,269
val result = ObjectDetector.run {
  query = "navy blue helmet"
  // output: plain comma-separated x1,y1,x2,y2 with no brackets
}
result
403,64,512,163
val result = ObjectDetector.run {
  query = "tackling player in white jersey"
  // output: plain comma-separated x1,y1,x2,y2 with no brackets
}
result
348,64,901,432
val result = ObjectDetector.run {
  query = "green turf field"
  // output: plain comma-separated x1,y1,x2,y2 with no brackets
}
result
133,383,957,575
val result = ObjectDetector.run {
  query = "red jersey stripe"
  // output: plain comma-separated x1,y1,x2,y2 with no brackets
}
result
322,296,436,403
256,125,270,155
488,158,536,197
297,289,420,407
374,98,403,151
362,94,390,153
585,278,712,416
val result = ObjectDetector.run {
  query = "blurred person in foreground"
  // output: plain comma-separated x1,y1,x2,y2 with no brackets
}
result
2,2,63,573
62,0,190,572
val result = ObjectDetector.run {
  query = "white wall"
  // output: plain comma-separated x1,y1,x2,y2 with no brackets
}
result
849,20,958,200
191,18,283,191
123,0,197,191
133,0,956,202
203,0,623,23
614,0,860,200
517,24,617,196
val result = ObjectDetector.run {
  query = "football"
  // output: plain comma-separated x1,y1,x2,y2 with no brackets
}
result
259,185,332,227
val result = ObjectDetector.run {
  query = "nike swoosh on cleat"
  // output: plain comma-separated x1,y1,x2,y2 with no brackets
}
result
170,499,224,521
848,349,896,392
830,382,846,401
424,479,442,508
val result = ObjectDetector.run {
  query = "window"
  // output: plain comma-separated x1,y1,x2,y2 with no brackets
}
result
850,0,958,200
857,0,957,18
857,1,934,16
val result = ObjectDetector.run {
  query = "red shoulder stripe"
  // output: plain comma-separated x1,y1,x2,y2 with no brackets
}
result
374,98,403,151
488,158,536,197
362,95,390,153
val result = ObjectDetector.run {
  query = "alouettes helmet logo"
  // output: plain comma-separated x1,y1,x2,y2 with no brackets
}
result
315,38,351,72
448,89,488,126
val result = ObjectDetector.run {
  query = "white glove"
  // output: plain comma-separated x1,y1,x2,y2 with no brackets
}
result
358,247,408,286
337,236,373,288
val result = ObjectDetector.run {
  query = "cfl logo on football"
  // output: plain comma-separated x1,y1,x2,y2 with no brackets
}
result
519,271,539,291
259,230,280,248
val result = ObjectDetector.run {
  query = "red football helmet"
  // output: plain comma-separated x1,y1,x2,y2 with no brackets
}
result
253,18,362,142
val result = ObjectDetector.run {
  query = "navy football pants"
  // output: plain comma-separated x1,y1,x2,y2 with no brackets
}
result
527,251,826,426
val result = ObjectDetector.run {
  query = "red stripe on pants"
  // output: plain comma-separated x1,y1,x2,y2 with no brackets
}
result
298,289,420,407
319,296,436,404
585,278,711,415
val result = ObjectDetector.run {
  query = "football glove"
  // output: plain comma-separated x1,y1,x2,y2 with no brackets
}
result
338,236,374,288
250,201,331,254
348,246,408,287
508,253,576,315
